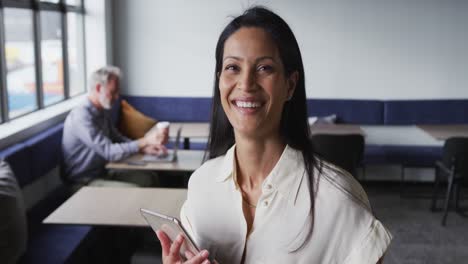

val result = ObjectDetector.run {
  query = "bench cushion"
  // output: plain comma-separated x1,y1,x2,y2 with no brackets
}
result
307,99,383,124
0,143,32,188
384,145,443,167
19,186,92,264
19,225,92,264
363,145,389,165
384,100,468,125
123,96,212,122
0,123,63,188
363,145,443,167
23,123,64,182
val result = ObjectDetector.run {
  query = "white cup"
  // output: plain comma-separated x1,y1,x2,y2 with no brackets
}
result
156,121,170,130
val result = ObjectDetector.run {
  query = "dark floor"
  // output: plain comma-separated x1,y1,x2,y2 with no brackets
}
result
365,183,468,264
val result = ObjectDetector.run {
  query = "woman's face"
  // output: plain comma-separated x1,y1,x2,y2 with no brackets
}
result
219,27,297,139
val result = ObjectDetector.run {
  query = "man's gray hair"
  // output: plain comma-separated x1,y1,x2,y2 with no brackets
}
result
89,66,122,92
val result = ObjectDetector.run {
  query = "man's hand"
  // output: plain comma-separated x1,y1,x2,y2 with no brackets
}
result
140,144,167,156
145,127,169,145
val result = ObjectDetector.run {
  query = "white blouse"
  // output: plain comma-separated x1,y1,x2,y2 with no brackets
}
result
181,145,392,264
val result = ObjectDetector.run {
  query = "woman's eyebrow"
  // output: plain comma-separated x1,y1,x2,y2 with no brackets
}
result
223,56,276,63
256,56,277,64
223,56,241,62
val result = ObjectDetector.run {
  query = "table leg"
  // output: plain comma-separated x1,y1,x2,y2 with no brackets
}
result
184,138,190,149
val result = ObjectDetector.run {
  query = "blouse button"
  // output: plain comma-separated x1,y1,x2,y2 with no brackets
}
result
264,184,273,192
263,200,269,207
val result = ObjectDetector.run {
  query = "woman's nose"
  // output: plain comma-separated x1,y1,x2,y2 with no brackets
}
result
237,69,257,92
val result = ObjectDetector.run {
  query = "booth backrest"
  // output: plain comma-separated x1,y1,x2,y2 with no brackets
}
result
124,96,212,122
123,96,385,125
384,100,468,125
0,123,64,188
307,99,383,124
122,96,468,126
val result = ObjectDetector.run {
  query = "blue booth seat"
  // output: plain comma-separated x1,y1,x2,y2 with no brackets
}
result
119,96,468,179
123,96,385,125
384,99,468,125
363,145,443,168
384,145,443,168
19,186,92,264
363,145,389,165
23,124,64,182
0,142,33,188
1,123,92,264
123,96,213,122
307,99,384,124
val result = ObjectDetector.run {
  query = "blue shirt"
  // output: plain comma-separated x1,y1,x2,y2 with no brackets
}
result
62,99,139,180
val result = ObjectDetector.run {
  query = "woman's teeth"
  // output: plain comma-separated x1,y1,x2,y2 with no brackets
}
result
235,101,261,108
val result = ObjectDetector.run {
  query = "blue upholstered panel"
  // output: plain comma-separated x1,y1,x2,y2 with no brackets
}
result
123,96,384,125
123,96,212,122
384,100,468,125
20,225,92,264
307,99,383,124
363,145,443,167
24,123,64,182
363,145,389,164
20,183,92,264
0,124,63,187
0,143,32,187
384,145,443,167
188,142,208,151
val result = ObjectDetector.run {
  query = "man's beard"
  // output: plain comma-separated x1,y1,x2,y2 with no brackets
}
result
99,91,112,110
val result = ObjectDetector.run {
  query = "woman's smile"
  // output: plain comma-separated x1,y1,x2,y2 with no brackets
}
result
231,97,265,115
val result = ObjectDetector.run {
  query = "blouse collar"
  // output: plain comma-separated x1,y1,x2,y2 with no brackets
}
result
215,144,307,206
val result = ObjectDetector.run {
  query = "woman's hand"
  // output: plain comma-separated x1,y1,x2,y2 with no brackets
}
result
156,230,211,264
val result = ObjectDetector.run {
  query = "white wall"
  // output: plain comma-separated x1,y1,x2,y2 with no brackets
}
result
85,0,108,78
112,0,468,99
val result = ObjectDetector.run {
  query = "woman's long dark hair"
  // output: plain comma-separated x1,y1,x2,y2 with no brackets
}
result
206,6,316,247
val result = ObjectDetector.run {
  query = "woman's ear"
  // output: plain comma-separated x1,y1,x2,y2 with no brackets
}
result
286,71,299,100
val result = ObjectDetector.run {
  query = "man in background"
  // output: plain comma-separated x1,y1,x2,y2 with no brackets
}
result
62,66,167,187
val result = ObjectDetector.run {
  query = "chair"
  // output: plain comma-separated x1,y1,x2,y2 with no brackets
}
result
430,137,468,226
310,134,365,178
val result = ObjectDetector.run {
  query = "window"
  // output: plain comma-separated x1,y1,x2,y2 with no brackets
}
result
41,11,65,106
65,0,81,5
67,13,85,97
0,0,86,123
3,8,38,118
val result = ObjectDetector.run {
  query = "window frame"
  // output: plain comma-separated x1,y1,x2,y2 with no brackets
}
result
0,0,86,123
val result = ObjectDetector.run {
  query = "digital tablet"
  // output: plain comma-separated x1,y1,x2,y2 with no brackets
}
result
140,208,200,258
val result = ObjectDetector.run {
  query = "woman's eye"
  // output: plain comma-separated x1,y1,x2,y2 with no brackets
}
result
224,65,239,72
258,65,273,72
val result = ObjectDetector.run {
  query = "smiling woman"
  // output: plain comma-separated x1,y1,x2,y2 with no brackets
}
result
156,6,392,264
219,27,296,140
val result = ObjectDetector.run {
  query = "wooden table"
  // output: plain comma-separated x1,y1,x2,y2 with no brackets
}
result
173,122,364,137
362,125,443,146
43,187,187,227
170,122,209,138
167,122,209,149
310,124,365,135
106,150,205,172
418,125,468,141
